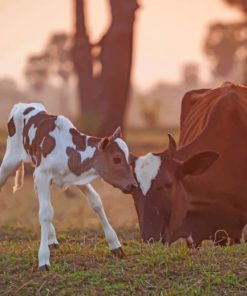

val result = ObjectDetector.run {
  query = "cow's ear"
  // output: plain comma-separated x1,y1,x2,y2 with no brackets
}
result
176,151,219,179
98,137,110,151
112,126,122,139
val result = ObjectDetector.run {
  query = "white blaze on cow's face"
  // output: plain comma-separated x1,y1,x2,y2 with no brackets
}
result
134,153,161,196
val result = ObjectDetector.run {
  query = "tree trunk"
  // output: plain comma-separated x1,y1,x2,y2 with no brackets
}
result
71,0,94,131
71,0,139,136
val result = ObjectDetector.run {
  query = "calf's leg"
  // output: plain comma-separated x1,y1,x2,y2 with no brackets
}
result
0,137,22,190
78,184,124,258
34,170,53,269
48,223,59,248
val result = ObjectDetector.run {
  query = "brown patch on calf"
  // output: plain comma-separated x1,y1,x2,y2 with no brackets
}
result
23,111,57,166
7,117,16,137
42,135,56,157
23,107,35,115
66,135,100,176
69,128,86,150
66,147,92,176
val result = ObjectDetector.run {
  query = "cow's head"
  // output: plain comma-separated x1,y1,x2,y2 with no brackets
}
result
131,134,218,243
95,127,137,193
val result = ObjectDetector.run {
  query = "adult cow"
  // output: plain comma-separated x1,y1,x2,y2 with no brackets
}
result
130,136,218,243
131,82,247,245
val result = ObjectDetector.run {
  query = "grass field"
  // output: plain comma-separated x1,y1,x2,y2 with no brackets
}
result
1,227,247,295
1,128,247,295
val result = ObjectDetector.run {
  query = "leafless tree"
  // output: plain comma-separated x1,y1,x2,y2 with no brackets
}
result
71,0,139,136
204,0,247,83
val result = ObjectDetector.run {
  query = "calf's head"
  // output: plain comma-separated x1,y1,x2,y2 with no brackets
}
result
131,135,218,243
95,127,137,193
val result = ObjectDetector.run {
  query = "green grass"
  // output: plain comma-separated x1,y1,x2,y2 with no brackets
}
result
0,228,247,295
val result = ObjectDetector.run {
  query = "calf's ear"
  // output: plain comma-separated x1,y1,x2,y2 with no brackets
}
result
176,151,219,179
112,126,122,139
98,137,110,150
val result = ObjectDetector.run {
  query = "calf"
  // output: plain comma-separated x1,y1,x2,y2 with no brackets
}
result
130,135,218,243
0,103,137,270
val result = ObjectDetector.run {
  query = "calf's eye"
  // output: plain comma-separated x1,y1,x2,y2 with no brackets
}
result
113,157,122,164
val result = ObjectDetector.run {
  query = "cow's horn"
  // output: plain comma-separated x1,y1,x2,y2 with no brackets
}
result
167,134,177,157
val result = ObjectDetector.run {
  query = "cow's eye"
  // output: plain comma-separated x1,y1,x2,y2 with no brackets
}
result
113,157,122,164
164,182,173,191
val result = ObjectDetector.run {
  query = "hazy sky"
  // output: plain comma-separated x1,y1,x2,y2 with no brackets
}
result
0,0,242,91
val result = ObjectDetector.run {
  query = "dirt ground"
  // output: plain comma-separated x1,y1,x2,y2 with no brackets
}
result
0,176,138,231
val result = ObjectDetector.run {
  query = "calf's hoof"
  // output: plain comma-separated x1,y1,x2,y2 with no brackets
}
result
200,240,215,248
39,264,50,271
49,243,59,249
111,247,125,259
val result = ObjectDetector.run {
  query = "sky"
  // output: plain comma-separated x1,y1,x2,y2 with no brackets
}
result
0,0,242,92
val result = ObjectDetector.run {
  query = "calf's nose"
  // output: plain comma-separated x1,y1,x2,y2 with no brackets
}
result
125,183,138,193
131,183,138,190
128,183,138,192
130,177,138,188
132,180,138,188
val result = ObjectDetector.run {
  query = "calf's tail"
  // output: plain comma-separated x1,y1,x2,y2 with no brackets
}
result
13,161,25,193
0,103,26,192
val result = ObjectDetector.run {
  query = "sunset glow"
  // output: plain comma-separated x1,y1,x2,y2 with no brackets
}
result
0,0,242,91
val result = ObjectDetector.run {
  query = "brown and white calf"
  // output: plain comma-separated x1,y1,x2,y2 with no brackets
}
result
0,103,137,270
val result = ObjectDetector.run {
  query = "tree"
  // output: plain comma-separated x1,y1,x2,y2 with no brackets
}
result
204,0,247,82
181,63,200,86
204,22,247,77
223,0,247,83
224,0,247,14
25,33,74,88
45,33,74,83
71,0,139,136
24,32,79,119
24,54,49,90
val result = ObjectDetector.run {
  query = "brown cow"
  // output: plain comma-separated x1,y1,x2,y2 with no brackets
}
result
131,82,247,245
130,135,218,243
